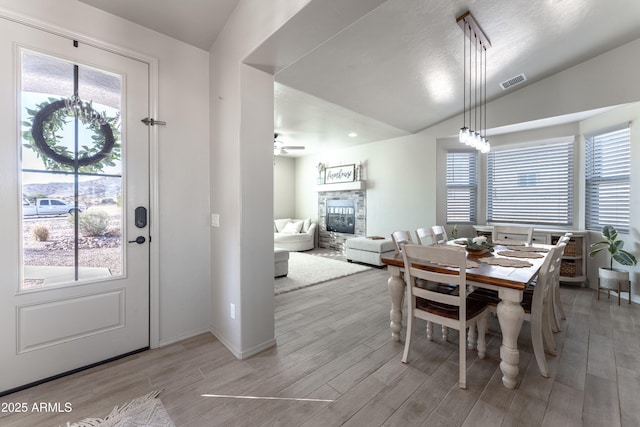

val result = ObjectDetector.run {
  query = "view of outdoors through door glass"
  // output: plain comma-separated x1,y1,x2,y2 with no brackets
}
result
21,49,123,290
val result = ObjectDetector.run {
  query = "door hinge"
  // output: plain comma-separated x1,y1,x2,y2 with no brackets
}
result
141,117,166,126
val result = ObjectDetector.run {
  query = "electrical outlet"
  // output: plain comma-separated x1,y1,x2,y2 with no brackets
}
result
211,213,220,227
230,303,235,319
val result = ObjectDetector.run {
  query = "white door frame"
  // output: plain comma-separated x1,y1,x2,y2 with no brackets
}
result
1,6,161,349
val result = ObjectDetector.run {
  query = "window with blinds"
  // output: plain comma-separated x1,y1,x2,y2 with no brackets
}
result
446,150,477,223
585,125,631,233
487,138,574,225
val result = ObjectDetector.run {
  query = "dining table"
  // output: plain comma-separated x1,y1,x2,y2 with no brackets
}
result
381,241,552,389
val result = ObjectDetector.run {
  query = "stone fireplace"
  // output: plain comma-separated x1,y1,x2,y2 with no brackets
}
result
318,190,366,252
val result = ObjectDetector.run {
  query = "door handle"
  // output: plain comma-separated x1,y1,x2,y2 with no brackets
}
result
128,236,146,244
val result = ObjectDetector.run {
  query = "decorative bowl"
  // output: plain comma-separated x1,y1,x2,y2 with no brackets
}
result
466,248,489,256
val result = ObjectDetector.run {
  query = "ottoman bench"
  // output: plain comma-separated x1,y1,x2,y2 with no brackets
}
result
274,247,289,277
346,236,395,267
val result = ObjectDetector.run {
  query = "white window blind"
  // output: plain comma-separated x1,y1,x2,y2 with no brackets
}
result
585,125,631,233
487,138,573,225
446,150,477,223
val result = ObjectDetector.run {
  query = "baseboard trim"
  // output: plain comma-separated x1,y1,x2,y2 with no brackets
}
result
238,337,277,359
209,325,276,360
157,327,211,348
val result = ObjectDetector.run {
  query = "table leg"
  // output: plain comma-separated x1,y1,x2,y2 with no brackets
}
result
497,288,525,389
387,265,405,341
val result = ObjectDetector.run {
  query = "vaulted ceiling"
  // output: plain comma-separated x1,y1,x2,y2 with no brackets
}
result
79,0,640,156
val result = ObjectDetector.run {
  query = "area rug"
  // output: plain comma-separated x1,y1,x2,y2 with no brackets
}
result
275,251,372,295
70,390,175,427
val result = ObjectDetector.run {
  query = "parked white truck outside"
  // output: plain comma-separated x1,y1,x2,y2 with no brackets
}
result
22,198,86,216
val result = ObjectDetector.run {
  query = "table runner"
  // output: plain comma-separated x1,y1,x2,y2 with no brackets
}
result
506,245,550,253
478,257,533,268
497,250,544,259
432,259,480,269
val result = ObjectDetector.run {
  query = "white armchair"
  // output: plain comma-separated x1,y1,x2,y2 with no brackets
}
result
274,218,316,251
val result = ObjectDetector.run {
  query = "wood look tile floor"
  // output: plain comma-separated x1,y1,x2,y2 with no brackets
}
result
1,266,639,426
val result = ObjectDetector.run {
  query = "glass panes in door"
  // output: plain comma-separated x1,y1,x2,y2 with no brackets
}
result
21,49,123,290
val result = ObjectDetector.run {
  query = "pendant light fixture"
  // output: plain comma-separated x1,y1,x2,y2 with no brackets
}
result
457,12,491,153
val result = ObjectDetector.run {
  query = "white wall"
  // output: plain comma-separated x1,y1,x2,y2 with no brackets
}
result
209,0,311,357
274,156,296,218
0,0,212,345
295,132,438,238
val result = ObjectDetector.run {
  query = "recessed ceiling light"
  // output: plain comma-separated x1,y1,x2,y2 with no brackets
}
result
348,132,358,138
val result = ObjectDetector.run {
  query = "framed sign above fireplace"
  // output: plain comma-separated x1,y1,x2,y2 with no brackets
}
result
325,164,355,184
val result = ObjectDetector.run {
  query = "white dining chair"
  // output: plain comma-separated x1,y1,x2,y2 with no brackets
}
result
415,227,436,245
549,234,571,332
430,225,448,244
394,230,452,341
470,244,563,377
391,230,413,254
528,244,564,376
492,225,533,245
401,244,489,389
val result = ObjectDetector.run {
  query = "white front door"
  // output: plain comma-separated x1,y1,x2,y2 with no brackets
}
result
0,18,150,393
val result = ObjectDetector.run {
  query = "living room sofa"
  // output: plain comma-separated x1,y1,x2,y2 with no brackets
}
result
274,218,316,251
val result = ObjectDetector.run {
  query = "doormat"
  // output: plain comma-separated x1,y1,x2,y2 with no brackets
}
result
70,390,175,427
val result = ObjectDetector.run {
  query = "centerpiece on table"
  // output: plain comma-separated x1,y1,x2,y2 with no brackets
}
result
462,236,494,256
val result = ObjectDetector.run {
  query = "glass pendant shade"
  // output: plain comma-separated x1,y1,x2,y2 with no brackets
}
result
457,12,490,153
459,127,470,143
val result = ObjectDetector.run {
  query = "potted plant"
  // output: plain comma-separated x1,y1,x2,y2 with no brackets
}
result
450,224,458,240
461,235,494,256
589,225,637,297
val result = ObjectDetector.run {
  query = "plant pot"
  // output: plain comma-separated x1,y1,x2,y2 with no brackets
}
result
598,267,631,305
466,248,489,256
598,267,629,282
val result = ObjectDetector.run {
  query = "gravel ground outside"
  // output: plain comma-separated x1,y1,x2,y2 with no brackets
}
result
22,208,122,288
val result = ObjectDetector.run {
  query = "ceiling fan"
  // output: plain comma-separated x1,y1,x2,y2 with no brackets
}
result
274,133,305,155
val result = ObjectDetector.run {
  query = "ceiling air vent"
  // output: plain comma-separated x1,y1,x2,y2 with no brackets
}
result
499,73,527,90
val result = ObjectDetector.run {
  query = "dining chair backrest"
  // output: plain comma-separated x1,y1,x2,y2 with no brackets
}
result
551,239,568,284
402,244,467,311
556,235,571,256
391,230,414,254
549,238,569,331
545,242,566,336
523,244,562,378
431,225,448,244
415,227,436,245
530,245,559,315
492,225,534,245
